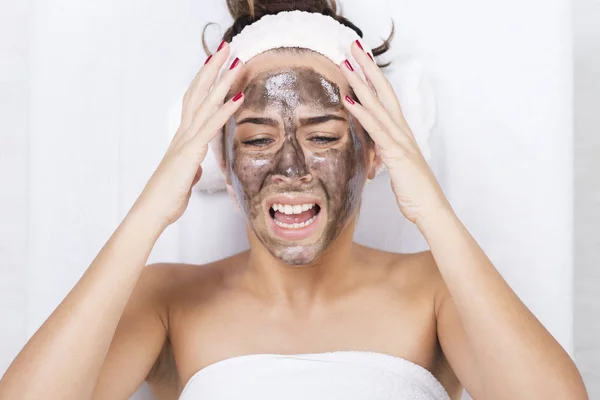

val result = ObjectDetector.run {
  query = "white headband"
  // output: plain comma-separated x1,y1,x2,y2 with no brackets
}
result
189,10,435,193
217,11,373,81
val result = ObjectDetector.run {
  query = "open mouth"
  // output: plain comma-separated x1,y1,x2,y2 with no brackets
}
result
265,197,325,241
269,203,322,229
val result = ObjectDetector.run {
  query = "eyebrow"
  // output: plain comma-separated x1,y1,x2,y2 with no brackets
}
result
236,114,347,127
299,115,347,126
236,117,279,127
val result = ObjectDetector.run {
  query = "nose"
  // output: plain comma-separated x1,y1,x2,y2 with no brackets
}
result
272,138,312,184
271,170,313,185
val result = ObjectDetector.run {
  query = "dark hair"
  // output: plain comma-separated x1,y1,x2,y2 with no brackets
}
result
203,0,394,68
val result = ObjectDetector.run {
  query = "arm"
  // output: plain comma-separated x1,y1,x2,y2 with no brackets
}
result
0,209,164,400
91,264,170,399
0,41,245,400
340,41,588,399
426,210,587,399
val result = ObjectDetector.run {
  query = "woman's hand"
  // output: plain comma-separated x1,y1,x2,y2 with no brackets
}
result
0,48,246,398
133,43,244,230
340,42,451,225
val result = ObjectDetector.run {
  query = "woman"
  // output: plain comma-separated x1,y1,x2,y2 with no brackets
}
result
0,1,588,399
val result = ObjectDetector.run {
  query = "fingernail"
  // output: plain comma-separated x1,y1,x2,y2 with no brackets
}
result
232,91,243,102
344,59,354,72
204,54,212,65
355,40,364,51
345,95,355,105
229,57,241,70
217,40,226,52
367,53,374,62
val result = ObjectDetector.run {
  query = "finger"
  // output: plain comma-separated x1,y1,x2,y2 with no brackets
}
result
187,90,245,154
181,41,231,128
342,94,398,150
184,57,245,141
183,41,230,110
340,59,402,141
351,42,409,132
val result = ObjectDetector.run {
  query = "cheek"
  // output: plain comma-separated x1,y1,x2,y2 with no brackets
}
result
308,150,349,189
232,152,274,195
308,146,365,197
306,139,368,215
225,119,273,198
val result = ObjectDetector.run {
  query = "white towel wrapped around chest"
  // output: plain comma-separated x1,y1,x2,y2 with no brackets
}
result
178,351,451,400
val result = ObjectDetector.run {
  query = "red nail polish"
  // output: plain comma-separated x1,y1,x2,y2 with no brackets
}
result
345,95,355,105
355,40,364,51
232,91,243,102
344,59,354,71
217,40,226,52
204,54,212,65
229,57,240,70
367,53,374,62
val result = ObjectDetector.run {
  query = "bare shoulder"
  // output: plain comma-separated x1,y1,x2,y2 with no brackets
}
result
356,245,445,296
94,257,245,400
142,251,249,302
141,253,248,395
389,250,448,313
398,250,445,294
393,250,442,283
356,247,461,397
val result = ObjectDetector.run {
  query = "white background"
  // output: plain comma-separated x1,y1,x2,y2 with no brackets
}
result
0,0,596,398
574,0,600,393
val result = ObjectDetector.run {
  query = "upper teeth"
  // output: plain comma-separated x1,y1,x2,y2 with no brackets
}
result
272,203,315,215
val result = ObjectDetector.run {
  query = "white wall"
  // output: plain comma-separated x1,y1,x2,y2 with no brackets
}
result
574,0,600,397
0,0,31,374
0,0,586,399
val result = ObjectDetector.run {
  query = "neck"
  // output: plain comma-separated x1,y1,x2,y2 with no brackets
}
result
242,217,362,307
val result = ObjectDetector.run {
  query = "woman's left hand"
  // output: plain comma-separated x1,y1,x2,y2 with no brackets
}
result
340,41,451,226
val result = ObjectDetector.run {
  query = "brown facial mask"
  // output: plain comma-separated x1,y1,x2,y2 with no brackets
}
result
225,67,370,265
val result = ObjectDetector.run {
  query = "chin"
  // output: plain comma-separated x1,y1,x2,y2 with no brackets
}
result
247,192,328,265
246,190,354,266
270,243,324,266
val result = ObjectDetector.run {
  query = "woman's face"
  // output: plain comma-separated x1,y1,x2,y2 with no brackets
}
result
225,50,375,265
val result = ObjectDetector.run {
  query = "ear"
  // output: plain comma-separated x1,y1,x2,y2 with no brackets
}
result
213,126,231,185
226,183,242,213
367,146,381,180
224,154,232,186
223,148,232,186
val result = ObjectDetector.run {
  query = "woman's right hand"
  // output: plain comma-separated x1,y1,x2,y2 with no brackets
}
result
133,42,244,230
0,43,246,400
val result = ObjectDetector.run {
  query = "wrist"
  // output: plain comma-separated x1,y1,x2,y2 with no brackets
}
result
414,201,458,238
126,201,169,238
97,204,164,276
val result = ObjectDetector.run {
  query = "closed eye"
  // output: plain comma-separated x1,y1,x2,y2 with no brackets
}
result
310,136,339,145
242,138,274,147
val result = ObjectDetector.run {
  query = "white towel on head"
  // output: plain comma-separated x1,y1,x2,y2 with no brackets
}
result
178,351,451,400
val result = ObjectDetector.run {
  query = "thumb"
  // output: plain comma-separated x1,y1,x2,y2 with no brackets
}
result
191,165,203,187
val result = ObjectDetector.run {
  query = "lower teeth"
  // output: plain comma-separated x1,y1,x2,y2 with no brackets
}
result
275,215,317,229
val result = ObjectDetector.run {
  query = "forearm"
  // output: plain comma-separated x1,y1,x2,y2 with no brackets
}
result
417,208,587,399
0,206,164,400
